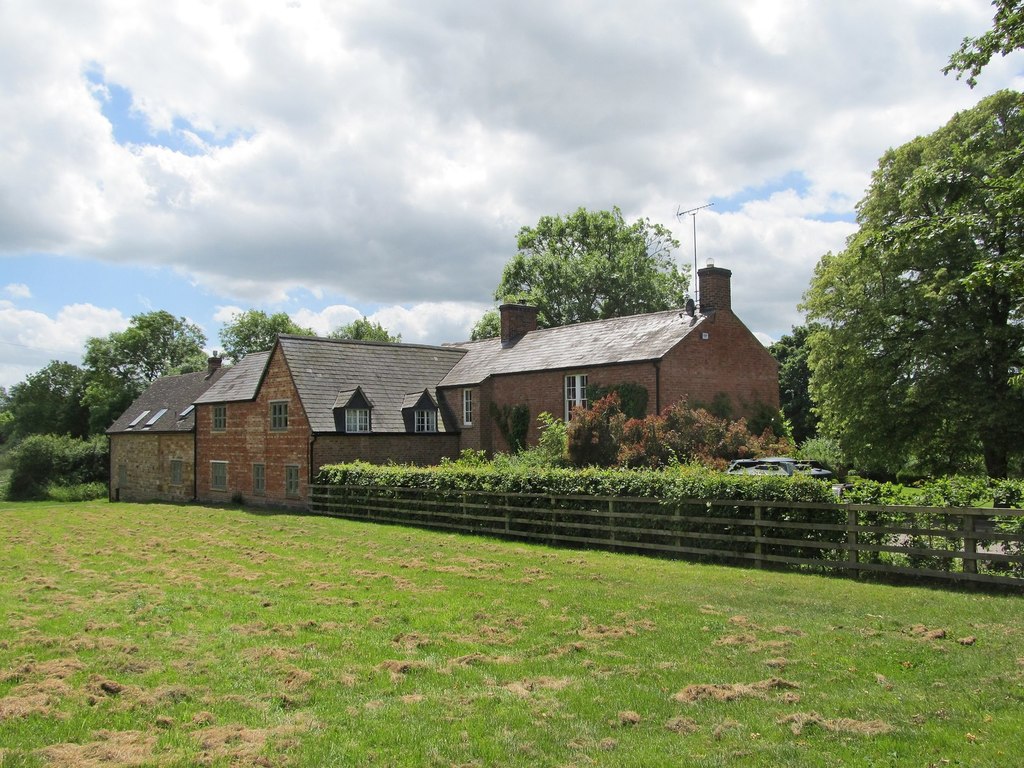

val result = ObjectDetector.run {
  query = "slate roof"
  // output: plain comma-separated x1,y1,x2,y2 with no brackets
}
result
193,351,272,404
279,336,465,434
107,367,227,434
197,336,466,434
439,308,706,388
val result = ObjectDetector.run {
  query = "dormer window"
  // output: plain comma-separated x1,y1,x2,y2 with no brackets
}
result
414,409,437,433
346,408,370,433
334,387,374,434
403,389,441,434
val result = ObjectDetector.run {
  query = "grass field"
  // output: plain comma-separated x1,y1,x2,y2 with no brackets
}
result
1,500,1022,767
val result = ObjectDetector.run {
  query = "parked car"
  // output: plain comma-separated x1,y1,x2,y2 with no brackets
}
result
725,459,793,476
726,457,834,480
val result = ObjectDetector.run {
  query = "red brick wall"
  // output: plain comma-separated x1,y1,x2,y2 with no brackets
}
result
313,434,460,470
195,346,310,508
443,310,778,456
444,363,659,455
439,385,489,454
110,433,195,503
660,310,779,413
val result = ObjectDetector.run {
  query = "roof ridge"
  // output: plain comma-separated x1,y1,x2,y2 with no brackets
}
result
277,334,463,353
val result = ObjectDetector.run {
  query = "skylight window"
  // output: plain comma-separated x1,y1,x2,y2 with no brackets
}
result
145,409,168,426
179,405,195,420
127,410,151,428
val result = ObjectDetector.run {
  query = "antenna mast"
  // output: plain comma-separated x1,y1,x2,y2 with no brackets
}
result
676,202,714,303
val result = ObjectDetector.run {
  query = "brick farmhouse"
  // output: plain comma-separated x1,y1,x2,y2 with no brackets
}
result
108,264,778,507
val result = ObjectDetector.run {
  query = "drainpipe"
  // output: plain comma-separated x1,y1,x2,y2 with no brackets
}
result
192,425,198,502
653,360,661,414
308,433,317,509
107,435,113,502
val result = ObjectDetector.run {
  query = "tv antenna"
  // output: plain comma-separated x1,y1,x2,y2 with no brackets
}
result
676,202,714,302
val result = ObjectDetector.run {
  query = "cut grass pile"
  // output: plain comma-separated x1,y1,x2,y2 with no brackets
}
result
1,500,1022,767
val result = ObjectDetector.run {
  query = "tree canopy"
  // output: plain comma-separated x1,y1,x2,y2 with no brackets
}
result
803,90,1024,478
945,0,1024,87
474,206,688,336
82,311,209,433
3,361,90,440
769,326,819,445
329,317,401,343
219,310,314,361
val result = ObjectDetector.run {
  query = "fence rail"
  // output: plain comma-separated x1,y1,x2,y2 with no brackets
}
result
308,484,1024,588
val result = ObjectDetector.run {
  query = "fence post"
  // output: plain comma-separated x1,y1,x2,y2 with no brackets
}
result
753,506,763,569
550,496,558,546
847,507,859,579
673,503,681,555
962,514,978,577
609,499,616,546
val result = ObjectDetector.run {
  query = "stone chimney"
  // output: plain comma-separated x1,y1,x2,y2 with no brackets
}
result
499,303,539,346
207,352,223,378
697,259,731,313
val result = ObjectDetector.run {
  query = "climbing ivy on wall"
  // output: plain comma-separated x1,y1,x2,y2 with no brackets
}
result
490,402,531,453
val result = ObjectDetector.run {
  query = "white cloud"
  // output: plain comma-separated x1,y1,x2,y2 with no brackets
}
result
0,0,1020,371
4,283,31,299
0,303,129,386
290,304,364,337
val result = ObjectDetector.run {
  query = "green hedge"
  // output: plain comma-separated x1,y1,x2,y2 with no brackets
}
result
317,461,836,504
842,475,1024,509
6,434,108,501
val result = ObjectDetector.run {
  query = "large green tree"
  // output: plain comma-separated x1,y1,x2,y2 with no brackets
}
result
803,90,1024,478
329,317,401,343
3,361,91,440
82,311,208,432
769,326,819,445
219,310,314,361
475,206,687,335
945,0,1024,87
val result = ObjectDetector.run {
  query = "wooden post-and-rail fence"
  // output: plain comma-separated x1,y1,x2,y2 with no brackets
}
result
308,484,1024,589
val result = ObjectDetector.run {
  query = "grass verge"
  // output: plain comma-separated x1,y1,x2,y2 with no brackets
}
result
1,500,1022,767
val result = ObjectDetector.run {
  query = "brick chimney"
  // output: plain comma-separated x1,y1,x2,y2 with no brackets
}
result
499,303,539,346
207,353,223,378
697,260,731,313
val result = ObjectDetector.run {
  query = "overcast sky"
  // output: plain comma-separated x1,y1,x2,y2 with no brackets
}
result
2,0,1022,388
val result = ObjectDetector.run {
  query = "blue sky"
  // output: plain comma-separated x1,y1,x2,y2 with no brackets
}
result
1,0,1022,388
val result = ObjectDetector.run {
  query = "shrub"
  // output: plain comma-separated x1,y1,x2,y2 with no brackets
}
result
616,399,795,470
7,434,108,500
798,437,848,479
566,394,624,467
586,383,649,420
45,481,108,502
534,412,568,465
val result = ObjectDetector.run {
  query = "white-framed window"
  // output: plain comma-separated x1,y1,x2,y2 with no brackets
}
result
253,463,265,495
270,401,289,431
211,461,228,491
170,459,183,486
415,409,437,433
212,405,227,431
462,389,473,426
564,374,588,421
346,408,370,433
285,465,300,497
